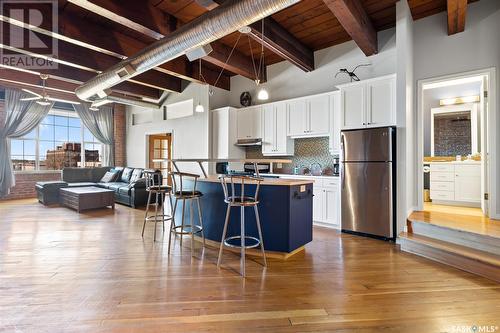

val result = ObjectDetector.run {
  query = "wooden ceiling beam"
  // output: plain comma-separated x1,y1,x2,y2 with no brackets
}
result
248,17,315,72
69,0,255,82
0,68,81,103
0,5,229,91
322,0,378,56
207,0,314,72
447,0,467,35
0,24,180,97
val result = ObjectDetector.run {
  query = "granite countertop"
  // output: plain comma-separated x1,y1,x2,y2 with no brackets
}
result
425,160,481,165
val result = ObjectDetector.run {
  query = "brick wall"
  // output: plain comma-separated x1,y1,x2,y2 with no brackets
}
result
1,172,61,200
113,104,127,167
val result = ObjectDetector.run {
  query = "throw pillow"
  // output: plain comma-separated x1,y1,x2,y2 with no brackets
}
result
100,171,118,183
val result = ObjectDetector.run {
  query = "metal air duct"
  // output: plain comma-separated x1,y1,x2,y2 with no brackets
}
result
75,0,300,100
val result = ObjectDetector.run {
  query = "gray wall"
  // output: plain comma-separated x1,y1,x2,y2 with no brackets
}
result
210,28,397,109
413,0,500,216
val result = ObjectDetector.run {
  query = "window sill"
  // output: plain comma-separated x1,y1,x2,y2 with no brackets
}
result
13,170,62,175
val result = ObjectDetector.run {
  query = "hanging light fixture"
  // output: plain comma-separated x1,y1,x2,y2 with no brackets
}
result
195,58,205,113
256,19,269,101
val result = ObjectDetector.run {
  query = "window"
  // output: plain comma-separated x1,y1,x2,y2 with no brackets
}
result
10,108,103,171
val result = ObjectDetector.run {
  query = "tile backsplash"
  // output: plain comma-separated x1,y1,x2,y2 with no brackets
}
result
246,137,338,173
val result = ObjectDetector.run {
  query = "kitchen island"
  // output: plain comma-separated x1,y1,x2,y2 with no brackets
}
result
173,175,314,257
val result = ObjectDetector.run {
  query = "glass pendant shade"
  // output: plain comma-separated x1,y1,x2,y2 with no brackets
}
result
195,103,205,113
257,88,269,101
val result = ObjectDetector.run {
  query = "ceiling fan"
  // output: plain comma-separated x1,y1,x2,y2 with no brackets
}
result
20,74,80,105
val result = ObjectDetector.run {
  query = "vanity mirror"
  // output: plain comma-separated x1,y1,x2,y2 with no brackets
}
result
430,103,479,157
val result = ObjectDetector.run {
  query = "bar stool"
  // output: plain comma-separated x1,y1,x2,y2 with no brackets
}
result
217,175,267,277
142,170,175,242
169,172,206,255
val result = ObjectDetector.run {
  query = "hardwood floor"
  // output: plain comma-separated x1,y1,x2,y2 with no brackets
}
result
410,203,500,238
1,199,499,333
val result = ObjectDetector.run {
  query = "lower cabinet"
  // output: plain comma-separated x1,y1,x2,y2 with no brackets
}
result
429,163,481,206
313,178,341,229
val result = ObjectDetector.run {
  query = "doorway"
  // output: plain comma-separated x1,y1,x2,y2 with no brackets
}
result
416,68,498,232
148,133,172,185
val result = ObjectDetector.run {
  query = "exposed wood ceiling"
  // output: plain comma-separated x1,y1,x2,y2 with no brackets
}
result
0,0,479,102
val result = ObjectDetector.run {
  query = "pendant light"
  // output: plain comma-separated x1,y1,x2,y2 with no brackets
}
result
195,59,205,113
256,19,269,101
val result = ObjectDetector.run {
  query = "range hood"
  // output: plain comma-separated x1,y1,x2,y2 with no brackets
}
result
235,138,262,146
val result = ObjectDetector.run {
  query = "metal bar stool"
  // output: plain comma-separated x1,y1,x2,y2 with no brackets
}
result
217,175,267,277
142,170,175,242
169,172,206,255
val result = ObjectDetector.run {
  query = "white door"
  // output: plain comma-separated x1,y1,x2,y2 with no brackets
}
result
313,186,324,222
324,185,340,228
236,108,252,139
274,102,288,154
287,99,308,136
262,105,275,154
455,165,481,203
366,76,396,127
308,94,330,135
480,76,488,215
341,85,365,129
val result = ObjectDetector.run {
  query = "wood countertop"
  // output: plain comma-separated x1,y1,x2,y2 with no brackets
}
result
198,175,314,186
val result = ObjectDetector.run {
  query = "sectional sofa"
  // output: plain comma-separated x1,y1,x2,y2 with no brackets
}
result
35,167,151,208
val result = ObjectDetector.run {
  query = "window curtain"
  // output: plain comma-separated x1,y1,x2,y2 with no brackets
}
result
0,88,54,197
73,103,114,167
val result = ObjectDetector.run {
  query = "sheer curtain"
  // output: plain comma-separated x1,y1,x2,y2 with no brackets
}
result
74,103,114,167
0,88,54,197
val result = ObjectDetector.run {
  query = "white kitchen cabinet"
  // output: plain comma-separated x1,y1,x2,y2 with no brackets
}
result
312,184,324,222
308,94,330,135
341,85,365,130
287,94,330,137
212,107,245,159
338,74,396,130
329,91,341,155
324,184,340,227
366,76,396,128
236,105,262,140
262,102,294,156
287,99,308,137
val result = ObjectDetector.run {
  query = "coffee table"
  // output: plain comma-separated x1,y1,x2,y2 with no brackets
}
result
60,186,115,212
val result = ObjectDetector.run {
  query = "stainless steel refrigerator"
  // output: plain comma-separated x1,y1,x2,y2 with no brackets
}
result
340,127,396,240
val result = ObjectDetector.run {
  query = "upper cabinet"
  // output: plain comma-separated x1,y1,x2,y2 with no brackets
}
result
236,105,262,140
329,91,341,155
212,107,245,159
287,94,330,137
262,102,294,156
339,74,396,130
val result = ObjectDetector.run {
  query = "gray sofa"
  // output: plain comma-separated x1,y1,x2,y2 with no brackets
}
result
36,167,151,208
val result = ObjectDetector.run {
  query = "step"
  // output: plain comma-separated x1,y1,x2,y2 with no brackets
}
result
399,232,500,283
407,219,500,256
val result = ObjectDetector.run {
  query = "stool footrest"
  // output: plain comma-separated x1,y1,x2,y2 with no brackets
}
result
223,236,261,249
172,224,203,235
145,214,172,223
